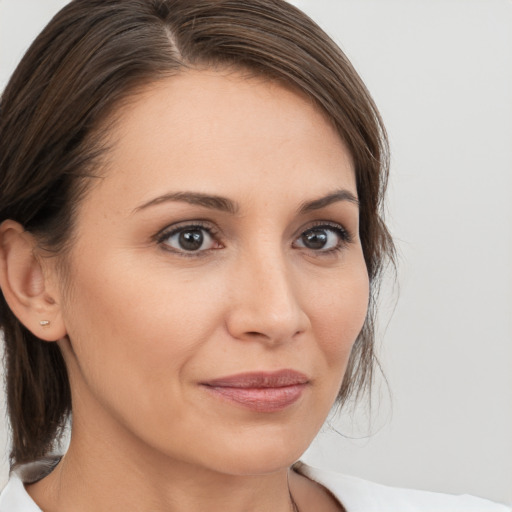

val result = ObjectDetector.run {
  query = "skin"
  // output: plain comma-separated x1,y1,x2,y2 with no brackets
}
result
1,69,369,511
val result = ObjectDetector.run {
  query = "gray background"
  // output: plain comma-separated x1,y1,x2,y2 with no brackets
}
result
1,0,511,505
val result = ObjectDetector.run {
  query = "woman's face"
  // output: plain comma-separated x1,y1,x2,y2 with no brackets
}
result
56,70,369,475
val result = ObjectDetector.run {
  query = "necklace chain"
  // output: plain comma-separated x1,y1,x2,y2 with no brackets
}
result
289,490,300,512
288,468,299,512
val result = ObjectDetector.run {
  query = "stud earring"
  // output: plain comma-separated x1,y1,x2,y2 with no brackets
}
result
39,320,50,327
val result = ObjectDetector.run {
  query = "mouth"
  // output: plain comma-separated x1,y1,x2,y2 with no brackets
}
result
200,370,309,412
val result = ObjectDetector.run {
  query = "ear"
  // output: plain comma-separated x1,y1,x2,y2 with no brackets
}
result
0,220,67,342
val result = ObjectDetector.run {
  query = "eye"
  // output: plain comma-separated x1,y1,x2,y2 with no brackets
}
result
294,224,350,252
158,224,221,253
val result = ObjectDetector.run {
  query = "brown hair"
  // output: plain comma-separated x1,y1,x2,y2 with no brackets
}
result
0,0,394,467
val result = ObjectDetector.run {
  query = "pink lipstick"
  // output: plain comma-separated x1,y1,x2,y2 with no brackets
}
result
201,370,308,412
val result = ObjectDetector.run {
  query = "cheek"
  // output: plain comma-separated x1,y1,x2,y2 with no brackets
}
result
307,259,370,371
59,252,217,398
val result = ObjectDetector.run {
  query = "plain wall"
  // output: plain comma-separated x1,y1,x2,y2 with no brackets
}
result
1,0,511,505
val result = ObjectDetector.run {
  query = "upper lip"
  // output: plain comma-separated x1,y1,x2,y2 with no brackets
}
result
202,369,309,388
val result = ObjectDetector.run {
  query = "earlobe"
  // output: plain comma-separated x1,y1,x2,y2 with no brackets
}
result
0,220,67,341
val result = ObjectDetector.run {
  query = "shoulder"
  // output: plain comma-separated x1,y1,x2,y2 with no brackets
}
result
294,462,511,512
0,458,58,512
0,475,41,511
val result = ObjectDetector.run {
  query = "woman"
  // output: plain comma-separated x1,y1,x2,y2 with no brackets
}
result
0,1,508,511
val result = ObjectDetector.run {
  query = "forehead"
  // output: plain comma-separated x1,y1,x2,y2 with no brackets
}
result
90,69,356,214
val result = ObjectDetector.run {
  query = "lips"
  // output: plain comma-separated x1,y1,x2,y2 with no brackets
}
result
201,370,309,412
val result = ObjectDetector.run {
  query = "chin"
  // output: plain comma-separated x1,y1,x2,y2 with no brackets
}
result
188,425,315,477
204,444,306,477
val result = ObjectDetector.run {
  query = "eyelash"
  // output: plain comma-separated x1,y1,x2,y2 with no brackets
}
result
155,221,221,257
155,220,353,257
295,221,353,255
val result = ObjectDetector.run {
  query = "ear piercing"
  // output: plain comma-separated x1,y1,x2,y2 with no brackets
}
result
39,320,51,327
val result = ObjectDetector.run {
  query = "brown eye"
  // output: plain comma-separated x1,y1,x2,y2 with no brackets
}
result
295,225,349,252
301,229,329,249
162,226,217,252
178,229,205,251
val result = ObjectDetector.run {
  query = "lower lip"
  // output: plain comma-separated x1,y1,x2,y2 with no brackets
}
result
203,384,307,412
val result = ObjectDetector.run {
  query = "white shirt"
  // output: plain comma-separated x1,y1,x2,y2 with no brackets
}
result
0,460,509,512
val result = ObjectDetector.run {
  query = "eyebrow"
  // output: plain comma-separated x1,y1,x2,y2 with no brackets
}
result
133,191,239,214
133,188,358,215
298,189,359,214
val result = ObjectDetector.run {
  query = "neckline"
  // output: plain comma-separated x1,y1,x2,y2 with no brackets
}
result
7,459,347,512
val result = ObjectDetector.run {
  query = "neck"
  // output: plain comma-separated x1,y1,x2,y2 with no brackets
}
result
27,416,297,512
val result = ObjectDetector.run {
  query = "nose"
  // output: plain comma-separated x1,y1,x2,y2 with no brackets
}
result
224,249,310,345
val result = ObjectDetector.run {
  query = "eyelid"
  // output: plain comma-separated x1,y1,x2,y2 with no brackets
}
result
154,220,222,255
298,220,353,241
293,220,353,253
